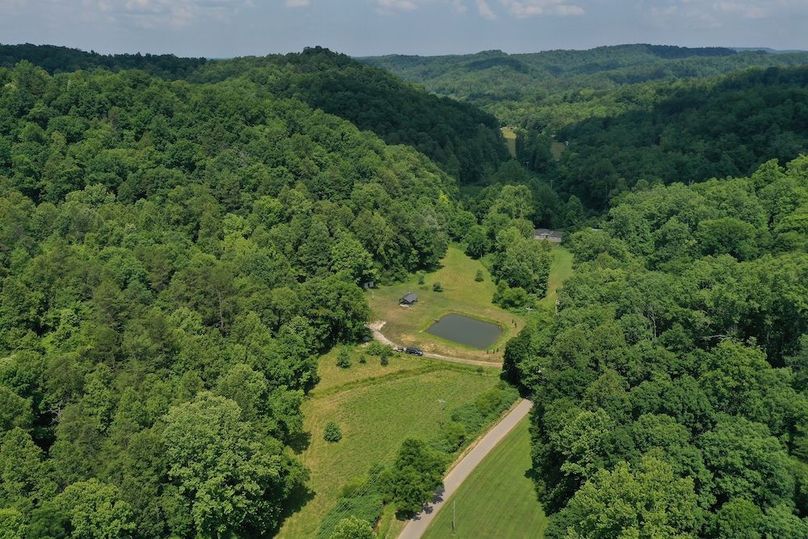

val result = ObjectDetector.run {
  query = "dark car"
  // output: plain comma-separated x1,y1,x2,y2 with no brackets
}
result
405,347,424,356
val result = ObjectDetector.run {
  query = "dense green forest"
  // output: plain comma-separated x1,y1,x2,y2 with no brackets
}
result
505,158,808,537
367,45,808,217
541,66,808,210
364,44,808,126
1,40,807,538
1,45,508,186
0,58,479,536
0,44,207,79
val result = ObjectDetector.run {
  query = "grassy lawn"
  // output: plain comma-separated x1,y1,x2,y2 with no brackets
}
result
540,245,573,308
550,141,566,161
422,416,548,539
368,245,523,362
276,352,504,539
501,127,517,158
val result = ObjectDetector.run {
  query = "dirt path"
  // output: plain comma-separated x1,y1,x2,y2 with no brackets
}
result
397,399,534,539
368,321,502,368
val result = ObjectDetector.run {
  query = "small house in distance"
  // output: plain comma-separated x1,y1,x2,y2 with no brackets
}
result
534,228,563,243
399,292,418,306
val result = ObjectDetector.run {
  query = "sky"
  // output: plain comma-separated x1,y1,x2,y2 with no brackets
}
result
1,0,807,58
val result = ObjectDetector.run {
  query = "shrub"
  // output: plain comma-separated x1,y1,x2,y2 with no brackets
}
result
329,516,375,539
380,355,389,367
432,282,443,292
336,348,351,369
324,422,342,443
358,353,367,364
474,269,484,282
417,271,425,285
367,342,391,356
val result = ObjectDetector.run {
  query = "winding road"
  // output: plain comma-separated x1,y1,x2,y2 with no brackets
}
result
397,398,534,539
367,321,502,368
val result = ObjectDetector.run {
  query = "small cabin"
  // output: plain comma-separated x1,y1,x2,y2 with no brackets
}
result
534,228,563,243
399,292,418,306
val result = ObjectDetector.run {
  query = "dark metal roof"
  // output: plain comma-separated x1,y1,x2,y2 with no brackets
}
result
400,292,418,303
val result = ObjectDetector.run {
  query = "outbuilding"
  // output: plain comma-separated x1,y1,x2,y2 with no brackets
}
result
534,228,563,243
399,292,418,306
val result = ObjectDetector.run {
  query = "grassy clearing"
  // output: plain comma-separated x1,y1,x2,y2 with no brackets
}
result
368,245,523,362
422,416,547,539
276,353,504,539
540,246,573,308
311,346,430,396
501,127,518,159
550,141,566,161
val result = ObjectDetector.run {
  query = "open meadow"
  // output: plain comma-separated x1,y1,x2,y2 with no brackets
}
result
422,416,547,539
368,244,572,362
501,127,518,158
368,245,523,362
276,348,505,538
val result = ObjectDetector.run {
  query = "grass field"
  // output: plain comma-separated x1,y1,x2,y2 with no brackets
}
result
276,352,504,538
368,245,523,362
550,141,566,161
501,127,518,158
540,245,573,308
422,416,547,539
368,244,573,362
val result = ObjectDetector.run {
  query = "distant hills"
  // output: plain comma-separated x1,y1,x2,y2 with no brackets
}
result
362,44,808,124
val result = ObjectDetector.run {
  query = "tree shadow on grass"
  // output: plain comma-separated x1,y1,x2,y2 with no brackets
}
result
273,482,316,536
288,430,312,454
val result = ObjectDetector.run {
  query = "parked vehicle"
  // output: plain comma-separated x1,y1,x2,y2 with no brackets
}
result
405,347,424,356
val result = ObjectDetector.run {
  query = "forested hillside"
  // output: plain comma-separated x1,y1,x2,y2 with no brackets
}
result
1,45,508,185
0,60,471,537
364,44,808,126
546,66,808,209
0,44,207,78
505,158,808,537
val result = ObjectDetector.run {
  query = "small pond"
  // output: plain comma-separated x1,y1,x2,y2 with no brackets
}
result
426,314,502,349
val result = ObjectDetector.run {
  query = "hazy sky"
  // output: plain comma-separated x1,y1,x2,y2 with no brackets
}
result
1,1,807,57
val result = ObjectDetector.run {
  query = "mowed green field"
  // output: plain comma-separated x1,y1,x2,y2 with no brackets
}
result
368,244,573,362
501,127,518,158
550,141,566,161
276,350,504,538
540,245,573,308
368,245,523,362
423,417,547,539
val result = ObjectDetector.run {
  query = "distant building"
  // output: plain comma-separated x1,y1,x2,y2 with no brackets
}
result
534,229,563,243
399,292,418,306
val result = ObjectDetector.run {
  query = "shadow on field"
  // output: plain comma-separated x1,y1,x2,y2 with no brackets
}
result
288,431,312,453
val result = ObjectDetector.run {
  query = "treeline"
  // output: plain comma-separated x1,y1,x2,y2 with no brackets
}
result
0,44,206,78
541,66,808,209
505,158,808,537
0,60,469,537
1,44,509,186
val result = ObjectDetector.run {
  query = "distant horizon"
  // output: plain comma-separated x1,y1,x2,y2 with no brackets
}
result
2,1,806,59
3,41,806,61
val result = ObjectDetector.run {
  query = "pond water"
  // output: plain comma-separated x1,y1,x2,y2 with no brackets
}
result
426,314,502,349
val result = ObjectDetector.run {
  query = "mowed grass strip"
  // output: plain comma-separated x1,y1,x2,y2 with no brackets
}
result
368,245,523,362
276,357,502,539
423,416,547,539
540,246,573,308
501,127,518,158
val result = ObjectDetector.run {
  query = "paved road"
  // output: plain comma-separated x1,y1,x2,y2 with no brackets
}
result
367,321,502,368
397,399,534,539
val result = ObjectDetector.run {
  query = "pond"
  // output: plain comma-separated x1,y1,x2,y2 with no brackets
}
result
426,314,502,350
